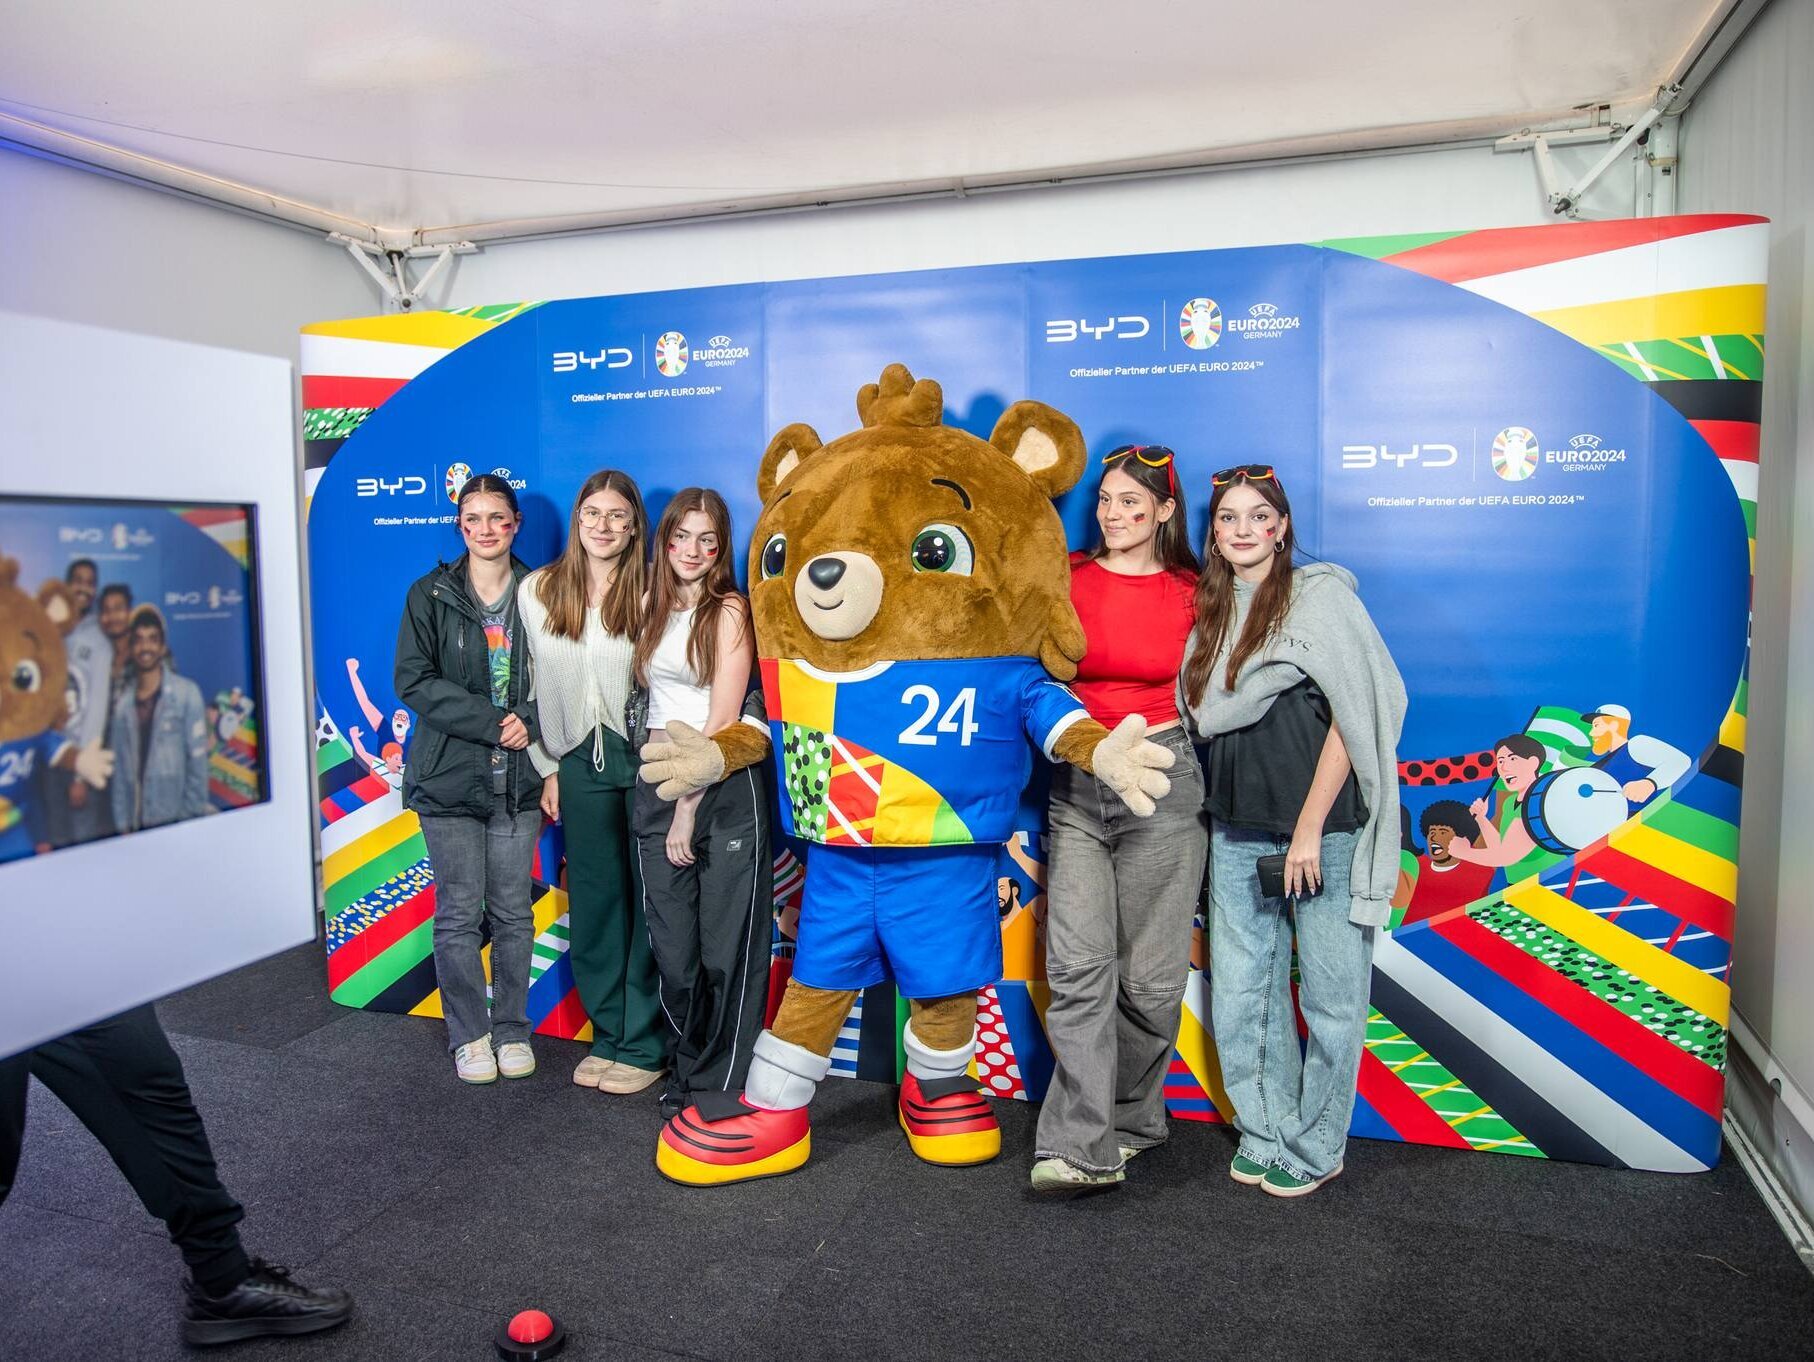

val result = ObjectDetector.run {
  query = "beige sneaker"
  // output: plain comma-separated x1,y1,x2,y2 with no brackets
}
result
497,1041,536,1079
572,1055,616,1088
454,1036,498,1085
597,1062,665,1094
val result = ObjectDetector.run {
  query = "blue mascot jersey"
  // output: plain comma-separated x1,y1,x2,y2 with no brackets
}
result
0,729,71,863
760,655,1087,848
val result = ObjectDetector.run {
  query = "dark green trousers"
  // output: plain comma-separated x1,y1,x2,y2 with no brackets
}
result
559,731,666,1069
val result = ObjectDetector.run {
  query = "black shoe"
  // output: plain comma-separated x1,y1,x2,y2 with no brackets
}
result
182,1258,353,1347
659,1087,688,1122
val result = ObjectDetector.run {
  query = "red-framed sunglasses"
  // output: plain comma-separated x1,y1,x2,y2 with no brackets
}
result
1102,444,1180,496
1211,463,1277,487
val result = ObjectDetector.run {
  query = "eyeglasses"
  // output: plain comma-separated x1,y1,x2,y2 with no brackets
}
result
1103,444,1180,496
1211,464,1277,486
579,507,632,529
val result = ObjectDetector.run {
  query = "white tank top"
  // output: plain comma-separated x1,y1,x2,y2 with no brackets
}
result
645,606,713,729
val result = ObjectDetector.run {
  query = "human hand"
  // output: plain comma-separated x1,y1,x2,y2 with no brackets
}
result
639,721,725,801
68,778,89,810
348,725,363,741
1285,828,1322,899
1622,778,1657,803
540,774,560,822
1469,796,1489,820
498,713,530,750
1092,714,1174,817
666,800,698,867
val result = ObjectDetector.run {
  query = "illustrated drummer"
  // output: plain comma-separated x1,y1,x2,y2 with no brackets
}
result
1586,702,1689,809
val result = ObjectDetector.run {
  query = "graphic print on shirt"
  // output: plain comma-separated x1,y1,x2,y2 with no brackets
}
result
764,654,1083,848
482,614,512,707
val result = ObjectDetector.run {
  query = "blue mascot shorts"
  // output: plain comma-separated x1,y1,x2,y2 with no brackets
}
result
791,842,1003,1000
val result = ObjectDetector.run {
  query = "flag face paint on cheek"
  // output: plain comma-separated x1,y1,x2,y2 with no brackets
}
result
1132,513,1146,524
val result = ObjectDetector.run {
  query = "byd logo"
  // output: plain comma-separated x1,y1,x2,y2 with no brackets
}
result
1044,316,1151,343
552,348,633,372
1340,442,1460,470
355,476,429,497
59,527,104,544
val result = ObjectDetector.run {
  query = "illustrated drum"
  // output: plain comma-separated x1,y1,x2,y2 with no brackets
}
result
1521,765,1628,854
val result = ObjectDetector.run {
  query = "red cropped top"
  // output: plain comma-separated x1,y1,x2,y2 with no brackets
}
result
1067,553,1198,729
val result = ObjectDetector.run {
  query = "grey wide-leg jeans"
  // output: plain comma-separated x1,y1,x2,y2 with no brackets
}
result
1035,725,1207,1174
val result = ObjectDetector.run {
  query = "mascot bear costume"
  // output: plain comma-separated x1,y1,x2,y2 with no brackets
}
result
641,365,1173,1185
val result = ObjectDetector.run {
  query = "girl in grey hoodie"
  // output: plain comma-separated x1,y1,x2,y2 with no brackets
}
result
1178,465,1405,1198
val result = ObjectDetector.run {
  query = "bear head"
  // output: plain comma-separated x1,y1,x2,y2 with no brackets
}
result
0,554,77,746
748,364,1090,678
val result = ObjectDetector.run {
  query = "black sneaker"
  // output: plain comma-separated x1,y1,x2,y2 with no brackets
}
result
181,1258,353,1347
658,1085,688,1122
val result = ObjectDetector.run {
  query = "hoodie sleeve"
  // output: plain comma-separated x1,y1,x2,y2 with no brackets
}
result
393,581,508,745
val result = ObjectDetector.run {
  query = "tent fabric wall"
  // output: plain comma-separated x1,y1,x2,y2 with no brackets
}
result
1680,0,1814,1226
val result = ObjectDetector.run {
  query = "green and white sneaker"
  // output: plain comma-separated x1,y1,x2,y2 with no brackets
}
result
496,1041,536,1079
454,1036,498,1085
1030,1157,1124,1197
1261,1161,1343,1198
1230,1152,1272,1186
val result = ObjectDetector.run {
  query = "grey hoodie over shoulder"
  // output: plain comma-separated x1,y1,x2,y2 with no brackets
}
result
1179,562,1406,927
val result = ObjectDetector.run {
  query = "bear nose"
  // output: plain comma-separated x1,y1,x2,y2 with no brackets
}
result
807,557,847,590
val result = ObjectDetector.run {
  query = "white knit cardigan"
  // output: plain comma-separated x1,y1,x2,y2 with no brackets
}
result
517,568,637,777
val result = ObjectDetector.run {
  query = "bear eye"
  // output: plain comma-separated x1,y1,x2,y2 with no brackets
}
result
911,523,974,576
759,533,788,580
11,659,42,693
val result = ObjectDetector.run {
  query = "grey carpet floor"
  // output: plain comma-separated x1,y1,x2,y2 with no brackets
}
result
3,943,1812,1361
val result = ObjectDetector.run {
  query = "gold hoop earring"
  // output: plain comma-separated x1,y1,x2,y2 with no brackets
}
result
1210,542,1222,558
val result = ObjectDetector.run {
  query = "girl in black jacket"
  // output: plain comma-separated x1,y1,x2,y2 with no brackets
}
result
393,475,545,1085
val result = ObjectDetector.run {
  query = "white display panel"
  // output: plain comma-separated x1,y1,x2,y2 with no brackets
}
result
0,312,313,1056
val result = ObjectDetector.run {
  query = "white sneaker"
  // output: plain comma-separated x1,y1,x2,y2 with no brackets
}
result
572,1055,616,1087
1029,1156,1123,1196
454,1036,498,1084
497,1041,536,1079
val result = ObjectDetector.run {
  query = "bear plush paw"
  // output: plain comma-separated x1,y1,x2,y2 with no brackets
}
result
1090,714,1175,817
637,721,727,801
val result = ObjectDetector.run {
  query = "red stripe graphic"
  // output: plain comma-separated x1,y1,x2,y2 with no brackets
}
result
1380,215,1766,284
301,374,409,411
327,886,435,991
1433,915,1723,1117
537,989,592,1038
1578,845,1736,941
1690,419,1760,463
1356,1048,1472,1148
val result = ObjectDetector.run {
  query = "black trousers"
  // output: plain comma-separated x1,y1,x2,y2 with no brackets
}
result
0,1005,249,1294
632,764,773,1099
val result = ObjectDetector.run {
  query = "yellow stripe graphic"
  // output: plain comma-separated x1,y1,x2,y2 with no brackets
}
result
1505,881,1729,1024
1610,822,1737,896
301,312,496,349
323,810,420,888
1532,285,1766,349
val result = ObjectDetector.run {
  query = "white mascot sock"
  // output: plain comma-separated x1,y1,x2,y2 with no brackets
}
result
903,1023,978,1083
743,1030,832,1112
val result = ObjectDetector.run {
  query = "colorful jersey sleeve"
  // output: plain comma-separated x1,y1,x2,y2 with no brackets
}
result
1017,660,1088,759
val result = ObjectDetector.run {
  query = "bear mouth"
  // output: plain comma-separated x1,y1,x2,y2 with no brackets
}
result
809,597,844,611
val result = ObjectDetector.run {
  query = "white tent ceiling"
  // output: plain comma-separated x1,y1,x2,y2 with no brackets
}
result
0,1,1748,244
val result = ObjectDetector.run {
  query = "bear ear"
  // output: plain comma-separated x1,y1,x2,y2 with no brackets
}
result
37,581,77,636
0,555,18,591
989,401,1087,499
759,423,824,501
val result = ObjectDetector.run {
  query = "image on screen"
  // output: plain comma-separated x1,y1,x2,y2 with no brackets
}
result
0,496,268,865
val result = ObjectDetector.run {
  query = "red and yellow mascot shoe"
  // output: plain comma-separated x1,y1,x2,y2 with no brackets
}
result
896,1024,1000,1167
654,1030,830,1187
657,1100,810,1187
897,1072,1000,1167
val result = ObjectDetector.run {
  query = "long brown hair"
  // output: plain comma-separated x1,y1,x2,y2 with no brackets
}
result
1087,445,1200,576
534,469,647,639
1182,470,1297,707
633,487,747,686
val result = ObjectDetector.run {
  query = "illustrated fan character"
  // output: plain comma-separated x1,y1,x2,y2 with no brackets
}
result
639,365,1173,1185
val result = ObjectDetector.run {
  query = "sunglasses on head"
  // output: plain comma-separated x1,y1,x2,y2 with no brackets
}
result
1211,463,1277,486
1103,444,1180,495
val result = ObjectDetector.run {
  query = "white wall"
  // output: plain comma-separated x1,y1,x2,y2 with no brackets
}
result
0,147,381,359
432,139,1633,306
1681,0,1814,1227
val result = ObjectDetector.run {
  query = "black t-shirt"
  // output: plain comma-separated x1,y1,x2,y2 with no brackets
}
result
1202,677,1368,836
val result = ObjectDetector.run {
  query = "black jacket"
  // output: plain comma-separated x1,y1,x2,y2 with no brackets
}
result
393,555,544,819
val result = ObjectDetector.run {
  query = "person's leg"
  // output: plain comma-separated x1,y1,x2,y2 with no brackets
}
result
415,812,493,1054
1034,763,1125,1175
1208,823,1298,1172
632,778,704,1092
482,795,543,1050
610,755,668,1076
0,1046,32,1206
27,1007,248,1294
559,741,636,1063
687,766,772,1096
1110,728,1208,1153
1276,829,1372,1183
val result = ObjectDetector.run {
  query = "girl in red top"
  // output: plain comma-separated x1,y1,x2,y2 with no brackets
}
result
1031,446,1206,1195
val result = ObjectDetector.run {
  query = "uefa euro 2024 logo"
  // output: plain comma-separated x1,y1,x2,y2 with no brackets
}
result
655,331,689,378
1178,298,1223,350
444,462,472,503
1491,427,1539,482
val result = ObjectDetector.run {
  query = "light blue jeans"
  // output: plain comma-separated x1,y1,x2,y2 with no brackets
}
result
1209,822,1373,1181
